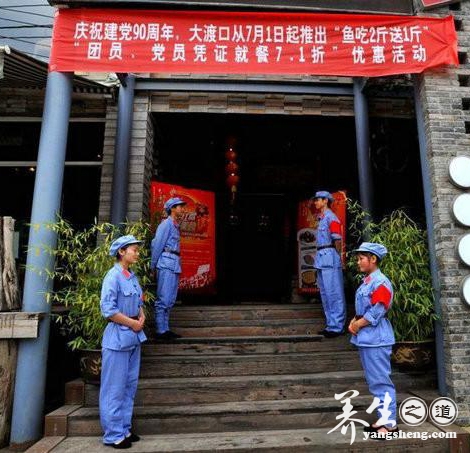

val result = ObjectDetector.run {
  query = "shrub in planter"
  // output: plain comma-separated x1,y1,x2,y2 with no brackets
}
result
38,218,154,382
347,200,438,370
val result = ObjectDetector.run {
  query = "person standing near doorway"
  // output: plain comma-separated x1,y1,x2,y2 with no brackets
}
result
348,242,398,438
100,235,147,449
151,197,186,341
312,190,346,338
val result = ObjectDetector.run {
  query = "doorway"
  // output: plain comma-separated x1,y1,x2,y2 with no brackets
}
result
153,112,358,302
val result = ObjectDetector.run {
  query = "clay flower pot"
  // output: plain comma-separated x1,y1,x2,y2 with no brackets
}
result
79,349,102,384
391,340,435,372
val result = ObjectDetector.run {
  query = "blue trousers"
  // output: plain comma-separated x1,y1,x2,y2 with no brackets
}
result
359,346,397,427
155,268,179,334
99,346,141,444
317,267,346,332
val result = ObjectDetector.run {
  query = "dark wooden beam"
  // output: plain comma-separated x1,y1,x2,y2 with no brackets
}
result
47,0,414,15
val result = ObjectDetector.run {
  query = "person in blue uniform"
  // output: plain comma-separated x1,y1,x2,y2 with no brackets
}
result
99,235,147,449
348,242,398,439
312,190,346,338
151,197,186,341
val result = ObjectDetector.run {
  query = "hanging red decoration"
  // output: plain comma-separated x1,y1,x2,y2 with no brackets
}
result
225,161,239,174
225,149,237,161
226,174,240,187
225,137,240,204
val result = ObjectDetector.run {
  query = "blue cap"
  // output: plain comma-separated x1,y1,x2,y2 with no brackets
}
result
354,242,388,260
109,235,143,257
313,191,334,202
164,197,186,213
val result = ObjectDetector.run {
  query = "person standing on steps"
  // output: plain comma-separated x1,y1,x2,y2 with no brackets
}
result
100,235,147,449
151,197,186,341
348,242,398,439
312,190,346,338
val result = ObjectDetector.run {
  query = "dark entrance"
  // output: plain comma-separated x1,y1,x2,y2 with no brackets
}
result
219,193,289,302
153,111,423,302
154,112,359,302
0,121,104,261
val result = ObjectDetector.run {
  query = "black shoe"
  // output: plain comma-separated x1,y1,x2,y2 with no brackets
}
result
127,432,140,442
167,330,182,339
154,331,171,342
363,425,379,433
323,330,345,338
105,437,132,449
317,329,329,336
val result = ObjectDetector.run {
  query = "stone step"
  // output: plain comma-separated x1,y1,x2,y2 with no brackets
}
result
44,423,458,453
165,318,325,327
151,319,326,337
170,304,324,321
141,335,359,356
81,370,436,407
65,394,429,437
138,351,362,378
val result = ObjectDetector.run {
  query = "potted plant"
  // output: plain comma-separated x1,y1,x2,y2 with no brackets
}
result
40,218,154,383
347,200,438,371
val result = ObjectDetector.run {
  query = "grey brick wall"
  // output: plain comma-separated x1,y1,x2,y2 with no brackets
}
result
98,100,117,222
416,0,470,425
149,91,413,118
98,94,155,222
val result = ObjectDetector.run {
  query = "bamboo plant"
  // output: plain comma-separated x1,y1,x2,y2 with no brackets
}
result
347,200,437,342
36,218,154,350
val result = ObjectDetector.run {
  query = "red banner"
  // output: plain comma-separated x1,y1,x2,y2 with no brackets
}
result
50,9,458,77
149,182,216,294
420,0,458,9
297,191,347,294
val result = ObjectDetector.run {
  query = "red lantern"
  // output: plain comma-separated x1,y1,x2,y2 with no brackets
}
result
225,161,239,174
226,174,240,188
225,149,237,161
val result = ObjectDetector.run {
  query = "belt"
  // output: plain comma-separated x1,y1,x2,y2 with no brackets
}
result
164,248,180,256
317,244,335,250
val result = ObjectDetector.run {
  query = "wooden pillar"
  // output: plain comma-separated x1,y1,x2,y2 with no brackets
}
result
0,216,20,447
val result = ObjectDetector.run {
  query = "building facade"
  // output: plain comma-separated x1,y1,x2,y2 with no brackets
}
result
5,0,470,437
77,0,470,424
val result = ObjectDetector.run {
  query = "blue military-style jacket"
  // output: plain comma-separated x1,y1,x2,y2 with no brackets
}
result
351,269,395,348
151,216,182,274
314,208,342,269
100,263,147,351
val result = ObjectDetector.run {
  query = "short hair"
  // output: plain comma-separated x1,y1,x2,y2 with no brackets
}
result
357,251,381,264
116,243,132,261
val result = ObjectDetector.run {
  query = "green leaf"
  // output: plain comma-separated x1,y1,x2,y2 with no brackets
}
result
346,199,435,342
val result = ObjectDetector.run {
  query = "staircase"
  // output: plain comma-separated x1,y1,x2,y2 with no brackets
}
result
31,304,468,452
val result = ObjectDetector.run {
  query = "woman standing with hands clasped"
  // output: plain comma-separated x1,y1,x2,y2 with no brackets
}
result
99,235,147,449
348,242,398,440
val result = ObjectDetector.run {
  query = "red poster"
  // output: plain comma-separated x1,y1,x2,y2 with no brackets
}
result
297,191,347,294
50,9,457,77
150,182,216,294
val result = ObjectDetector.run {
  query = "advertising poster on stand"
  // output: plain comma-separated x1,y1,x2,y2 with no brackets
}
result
297,191,347,294
150,181,216,294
